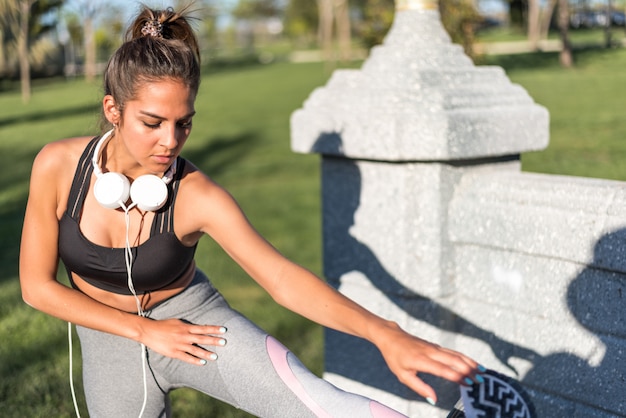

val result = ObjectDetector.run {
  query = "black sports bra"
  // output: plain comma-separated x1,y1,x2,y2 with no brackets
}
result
58,136,197,295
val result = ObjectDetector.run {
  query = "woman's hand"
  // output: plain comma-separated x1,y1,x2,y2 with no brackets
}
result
374,321,483,405
138,318,227,365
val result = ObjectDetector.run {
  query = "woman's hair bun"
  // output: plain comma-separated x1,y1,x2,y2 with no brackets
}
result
141,18,163,38
125,5,200,62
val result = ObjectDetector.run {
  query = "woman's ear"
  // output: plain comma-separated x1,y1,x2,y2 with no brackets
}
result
103,95,121,125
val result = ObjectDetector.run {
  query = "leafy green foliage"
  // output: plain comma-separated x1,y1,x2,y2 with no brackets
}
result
351,0,482,56
283,0,319,44
232,0,282,20
439,0,483,57
352,0,396,50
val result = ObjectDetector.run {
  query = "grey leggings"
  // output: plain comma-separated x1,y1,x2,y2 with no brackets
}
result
76,269,406,417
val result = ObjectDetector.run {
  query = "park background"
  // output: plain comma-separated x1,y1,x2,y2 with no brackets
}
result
2,0,626,416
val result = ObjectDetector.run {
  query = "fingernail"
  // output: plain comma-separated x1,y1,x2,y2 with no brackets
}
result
464,377,474,385
209,353,218,361
219,327,227,334
476,374,485,384
218,339,227,346
426,397,436,406
199,359,207,365
478,364,487,372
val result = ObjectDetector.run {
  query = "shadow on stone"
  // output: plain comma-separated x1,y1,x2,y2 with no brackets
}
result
316,132,540,410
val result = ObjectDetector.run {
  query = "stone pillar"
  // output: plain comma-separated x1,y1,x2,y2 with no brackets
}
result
290,1,549,415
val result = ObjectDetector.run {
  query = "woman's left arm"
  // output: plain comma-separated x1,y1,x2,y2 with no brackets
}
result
186,172,481,403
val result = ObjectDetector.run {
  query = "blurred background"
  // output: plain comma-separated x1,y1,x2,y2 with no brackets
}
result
4,0,626,97
2,0,626,416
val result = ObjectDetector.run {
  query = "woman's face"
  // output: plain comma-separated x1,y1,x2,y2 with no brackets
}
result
110,78,196,177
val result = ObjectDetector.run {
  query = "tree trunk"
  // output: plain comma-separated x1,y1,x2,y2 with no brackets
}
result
527,0,541,50
317,0,334,62
0,28,5,77
604,0,612,48
539,0,558,40
557,0,573,67
334,0,351,61
84,15,97,81
18,0,31,103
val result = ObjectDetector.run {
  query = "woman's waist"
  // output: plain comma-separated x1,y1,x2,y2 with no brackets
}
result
71,261,197,313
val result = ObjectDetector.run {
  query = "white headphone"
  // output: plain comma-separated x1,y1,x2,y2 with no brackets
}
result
91,129,177,212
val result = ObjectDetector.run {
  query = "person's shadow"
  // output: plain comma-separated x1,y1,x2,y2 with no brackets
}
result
520,229,626,416
312,133,539,409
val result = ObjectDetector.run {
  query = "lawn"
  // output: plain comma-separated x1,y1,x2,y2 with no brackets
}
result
1,44,626,416
486,47,626,180
0,62,333,417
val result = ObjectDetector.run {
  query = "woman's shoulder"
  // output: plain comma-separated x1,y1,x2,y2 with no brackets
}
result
178,159,231,198
178,158,211,185
39,135,94,156
26,136,97,216
34,135,94,171
176,158,234,206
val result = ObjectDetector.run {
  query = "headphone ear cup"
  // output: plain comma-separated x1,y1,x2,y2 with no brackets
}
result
94,172,131,209
130,174,169,212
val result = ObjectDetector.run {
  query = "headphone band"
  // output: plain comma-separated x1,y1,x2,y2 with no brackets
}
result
91,129,177,183
91,130,177,212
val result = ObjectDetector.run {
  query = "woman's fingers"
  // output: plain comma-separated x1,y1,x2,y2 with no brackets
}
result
142,319,230,365
181,323,228,365
191,324,227,345
376,327,486,404
188,324,227,337
184,343,219,365
397,371,439,405
425,348,480,383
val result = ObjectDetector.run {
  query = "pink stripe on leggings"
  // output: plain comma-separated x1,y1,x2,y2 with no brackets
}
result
266,336,332,418
369,400,407,417
266,336,406,417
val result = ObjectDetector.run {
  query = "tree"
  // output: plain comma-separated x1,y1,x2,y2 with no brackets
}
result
539,0,558,41
18,0,34,102
233,0,281,18
352,0,395,50
557,0,572,67
438,0,482,58
316,0,351,62
508,0,527,30
284,0,318,46
352,0,480,58
0,0,64,102
232,0,282,52
527,0,541,49
67,0,103,82
334,0,351,61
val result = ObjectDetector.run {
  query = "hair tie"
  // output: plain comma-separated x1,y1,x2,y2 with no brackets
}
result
141,19,163,38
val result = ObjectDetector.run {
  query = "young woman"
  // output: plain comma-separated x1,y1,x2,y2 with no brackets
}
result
19,6,483,417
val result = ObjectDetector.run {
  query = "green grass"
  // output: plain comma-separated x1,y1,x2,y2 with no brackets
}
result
0,62,333,417
482,47,626,180
476,25,626,45
2,45,626,416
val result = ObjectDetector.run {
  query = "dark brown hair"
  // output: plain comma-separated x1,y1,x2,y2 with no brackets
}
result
101,5,201,130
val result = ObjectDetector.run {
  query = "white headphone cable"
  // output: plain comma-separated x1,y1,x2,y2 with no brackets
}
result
68,322,81,418
122,203,149,418
67,202,148,418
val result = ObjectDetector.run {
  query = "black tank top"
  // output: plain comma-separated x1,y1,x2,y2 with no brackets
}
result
58,136,197,295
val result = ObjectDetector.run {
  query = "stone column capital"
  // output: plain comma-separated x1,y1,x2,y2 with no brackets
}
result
291,7,549,162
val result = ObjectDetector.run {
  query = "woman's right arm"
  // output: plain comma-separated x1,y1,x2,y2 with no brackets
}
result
19,142,145,335
19,142,222,365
